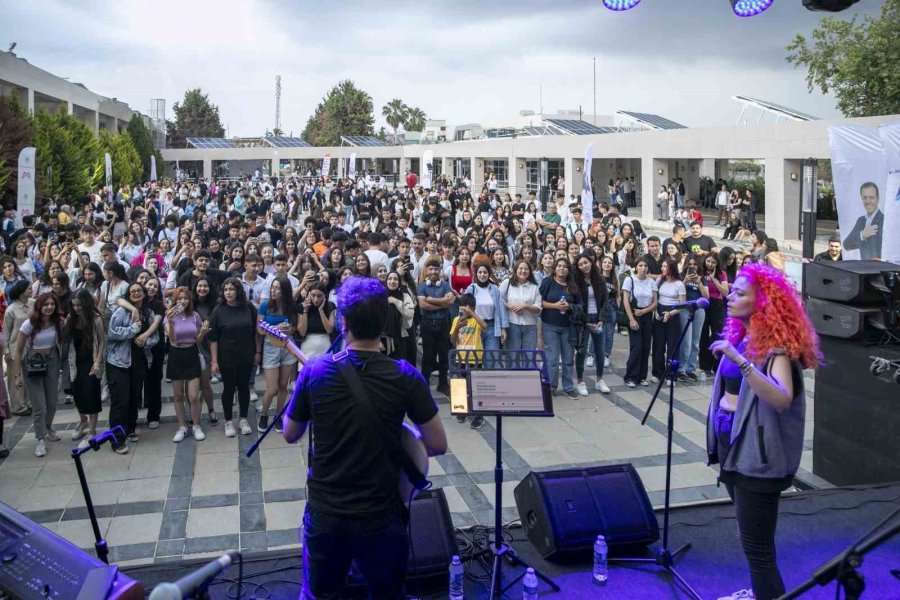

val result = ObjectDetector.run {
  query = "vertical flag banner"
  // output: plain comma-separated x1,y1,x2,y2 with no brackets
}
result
105,153,113,204
879,122,900,265
421,150,434,189
582,143,594,217
349,152,357,179
827,126,885,261
16,147,36,228
150,155,157,181
322,153,332,179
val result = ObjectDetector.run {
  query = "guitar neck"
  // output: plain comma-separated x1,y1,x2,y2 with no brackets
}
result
258,323,310,367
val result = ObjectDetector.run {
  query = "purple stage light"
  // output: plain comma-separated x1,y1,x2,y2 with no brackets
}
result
602,0,642,11
730,0,774,17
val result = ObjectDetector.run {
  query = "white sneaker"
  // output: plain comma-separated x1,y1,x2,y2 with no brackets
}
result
586,356,594,368
148,421,160,430
239,419,252,435
625,380,637,388
71,421,88,441
173,426,188,443
604,357,610,368
650,375,660,384
255,402,263,413
249,390,259,402
77,438,91,451
576,382,589,397
595,379,611,394
44,429,61,442
717,590,755,600
640,380,649,386
224,421,236,438
192,426,206,441
35,440,46,457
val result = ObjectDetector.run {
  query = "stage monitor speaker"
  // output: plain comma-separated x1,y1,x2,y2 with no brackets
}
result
814,337,900,486
348,488,459,586
804,260,899,304
806,297,885,340
514,464,659,560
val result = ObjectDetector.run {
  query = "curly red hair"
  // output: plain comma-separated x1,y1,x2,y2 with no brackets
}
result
722,263,821,369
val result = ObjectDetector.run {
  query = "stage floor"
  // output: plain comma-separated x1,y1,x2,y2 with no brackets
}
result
0,342,822,567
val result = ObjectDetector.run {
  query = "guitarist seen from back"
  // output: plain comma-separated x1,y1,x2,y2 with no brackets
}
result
283,275,448,600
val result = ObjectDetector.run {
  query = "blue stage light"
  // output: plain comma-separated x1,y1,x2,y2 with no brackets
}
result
602,0,642,11
730,0,774,17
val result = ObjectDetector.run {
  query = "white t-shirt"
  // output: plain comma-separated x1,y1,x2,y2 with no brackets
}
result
78,241,104,265
656,279,686,307
364,249,390,272
20,319,58,350
622,276,657,309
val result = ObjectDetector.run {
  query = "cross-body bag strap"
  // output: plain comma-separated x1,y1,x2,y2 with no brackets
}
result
336,353,430,492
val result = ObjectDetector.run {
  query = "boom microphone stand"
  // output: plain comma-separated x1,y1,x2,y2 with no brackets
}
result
609,304,705,600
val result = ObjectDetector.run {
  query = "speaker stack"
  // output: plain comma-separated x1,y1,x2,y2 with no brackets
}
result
804,260,900,486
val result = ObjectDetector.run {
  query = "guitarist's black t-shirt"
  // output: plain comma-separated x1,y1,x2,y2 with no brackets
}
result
287,349,438,519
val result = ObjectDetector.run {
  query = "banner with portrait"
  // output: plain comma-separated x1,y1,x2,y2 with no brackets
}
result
582,143,594,216
348,152,357,179
16,147,36,228
421,150,434,189
878,123,900,265
827,125,886,261
321,153,331,179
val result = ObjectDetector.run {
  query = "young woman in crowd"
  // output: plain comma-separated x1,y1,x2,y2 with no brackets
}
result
573,251,610,395
678,254,709,383
383,270,416,360
1,257,28,296
165,287,206,442
257,276,298,432
651,259,686,384
500,259,541,355
3,281,32,416
464,264,508,368
622,258,658,388
699,253,730,378
599,255,619,366
297,281,335,358
191,276,219,423
11,239,37,282
142,276,166,428
539,258,580,399
65,289,105,450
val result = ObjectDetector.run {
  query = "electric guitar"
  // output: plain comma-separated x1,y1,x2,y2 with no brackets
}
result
257,320,430,499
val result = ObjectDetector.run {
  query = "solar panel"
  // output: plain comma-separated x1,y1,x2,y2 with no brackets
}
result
544,119,612,135
340,136,389,147
615,111,686,130
522,126,555,136
265,136,311,148
732,95,819,122
185,137,237,149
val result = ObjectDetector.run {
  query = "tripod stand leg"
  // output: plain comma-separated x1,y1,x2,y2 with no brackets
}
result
669,566,704,600
671,542,692,559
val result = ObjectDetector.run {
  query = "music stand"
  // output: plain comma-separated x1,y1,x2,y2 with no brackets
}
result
449,349,559,600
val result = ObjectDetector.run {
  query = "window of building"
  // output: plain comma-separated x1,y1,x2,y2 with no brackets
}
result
483,159,509,188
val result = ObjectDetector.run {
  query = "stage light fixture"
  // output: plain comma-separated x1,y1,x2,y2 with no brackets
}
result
802,0,860,11
730,0,774,17
602,0,641,11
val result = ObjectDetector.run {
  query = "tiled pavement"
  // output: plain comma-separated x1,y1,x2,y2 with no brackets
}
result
0,340,822,567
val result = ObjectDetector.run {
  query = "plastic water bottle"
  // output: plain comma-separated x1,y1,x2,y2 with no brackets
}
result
593,535,608,586
448,555,464,600
523,567,538,600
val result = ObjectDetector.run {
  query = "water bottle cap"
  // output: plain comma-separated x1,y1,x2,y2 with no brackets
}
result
597,534,606,541
526,567,535,574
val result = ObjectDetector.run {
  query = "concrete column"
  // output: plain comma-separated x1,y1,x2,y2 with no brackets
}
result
441,157,451,180
715,159,730,181
508,156,522,193
66,101,73,115
563,156,575,201
643,158,668,223
765,159,802,243
573,158,585,202
26,88,34,115
202,158,212,180
699,158,715,179
471,157,484,191
93,111,100,135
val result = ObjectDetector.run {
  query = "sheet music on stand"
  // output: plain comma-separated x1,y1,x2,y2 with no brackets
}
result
448,349,553,418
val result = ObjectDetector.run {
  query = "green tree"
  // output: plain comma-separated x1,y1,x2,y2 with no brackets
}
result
303,80,375,146
33,109,99,202
405,107,427,132
382,98,409,143
786,0,900,117
126,114,163,181
95,130,142,190
167,88,226,148
0,93,35,209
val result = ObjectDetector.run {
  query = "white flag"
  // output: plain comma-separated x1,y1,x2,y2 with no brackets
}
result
349,152,357,179
421,150,434,189
322,153,332,179
582,143,594,216
878,122,900,265
150,155,157,181
16,147,36,228
105,153,113,204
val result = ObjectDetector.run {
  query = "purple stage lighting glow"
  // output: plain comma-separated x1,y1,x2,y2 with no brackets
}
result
602,0,642,11
730,0,774,17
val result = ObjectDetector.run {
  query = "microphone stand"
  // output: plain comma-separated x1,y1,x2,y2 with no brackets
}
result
246,332,343,458
71,425,125,564
609,307,703,600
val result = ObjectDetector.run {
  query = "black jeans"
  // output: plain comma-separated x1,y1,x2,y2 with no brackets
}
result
699,298,726,373
302,506,408,600
221,360,252,421
107,356,146,443
144,341,165,423
420,318,450,383
625,312,653,384
652,306,683,379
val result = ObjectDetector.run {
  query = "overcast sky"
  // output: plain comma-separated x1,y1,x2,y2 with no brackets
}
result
1,0,886,137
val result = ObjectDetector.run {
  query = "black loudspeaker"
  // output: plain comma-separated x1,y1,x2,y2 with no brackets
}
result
806,297,885,340
814,337,900,486
348,489,458,587
514,464,659,560
804,260,899,304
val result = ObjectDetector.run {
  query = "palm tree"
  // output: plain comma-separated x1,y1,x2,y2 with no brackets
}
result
405,107,427,132
382,99,409,144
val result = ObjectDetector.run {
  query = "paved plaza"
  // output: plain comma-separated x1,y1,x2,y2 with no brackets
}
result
0,337,822,568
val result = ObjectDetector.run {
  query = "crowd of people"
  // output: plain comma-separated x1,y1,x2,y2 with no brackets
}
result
0,169,807,457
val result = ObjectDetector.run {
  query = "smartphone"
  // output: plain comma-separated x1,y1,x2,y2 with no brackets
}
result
174,303,184,315
687,266,697,276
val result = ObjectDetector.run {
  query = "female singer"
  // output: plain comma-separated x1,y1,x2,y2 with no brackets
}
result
706,263,820,600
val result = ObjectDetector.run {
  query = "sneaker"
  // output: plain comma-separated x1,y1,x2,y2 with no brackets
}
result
173,426,188,443
274,419,283,434
44,429,61,442
470,416,485,430
224,421,236,438
640,380,649,386
64,395,74,405
35,440,46,457
595,379,611,394
717,590,755,600
239,419,252,435
210,374,222,384
258,415,269,430
604,357,610,368
127,433,139,443
165,378,172,383
456,415,467,424
564,389,579,400
686,372,699,382
576,382,589,397
113,444,129,455
207,410,218,424
192,426,206,441
249,390,259,402
436,382,451,396
71,421,88,441
77,438,91,451
255,402,263,413
586,356,594,368
625,380,637,388
677,373,689,383
148,421,160,430
650,375,660,384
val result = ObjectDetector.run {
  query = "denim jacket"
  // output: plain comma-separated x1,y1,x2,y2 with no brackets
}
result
464,283,509,338
106,306,158,368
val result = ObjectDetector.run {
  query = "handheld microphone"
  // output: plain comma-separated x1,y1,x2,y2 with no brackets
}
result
148,551,240,600
667,298,710,311
88,426,126,451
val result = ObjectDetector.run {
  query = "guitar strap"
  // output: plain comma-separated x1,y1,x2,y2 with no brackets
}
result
335,351,431,493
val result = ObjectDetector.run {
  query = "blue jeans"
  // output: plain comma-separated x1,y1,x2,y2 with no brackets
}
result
603,298,617,358
481,320,501,368
507,322,537,352
575,316,606,380
679,307,705,374
344,205,354,222
542,322,575,393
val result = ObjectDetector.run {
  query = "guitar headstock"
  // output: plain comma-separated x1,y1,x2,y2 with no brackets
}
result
257,320,288,346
